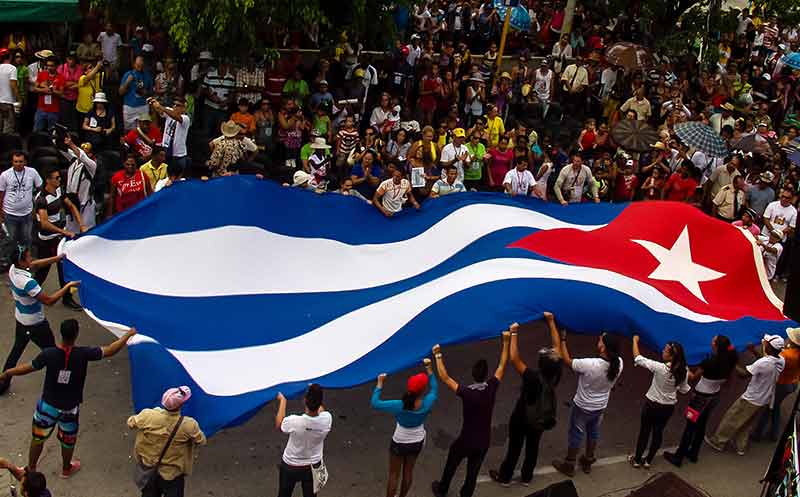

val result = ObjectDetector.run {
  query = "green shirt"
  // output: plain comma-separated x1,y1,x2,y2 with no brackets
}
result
15,65,28,105
312,115,331,138
464,142,486,181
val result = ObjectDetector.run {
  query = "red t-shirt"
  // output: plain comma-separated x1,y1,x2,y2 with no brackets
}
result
111,169,147,213
36,71,65,113
614,173,639,202
124,126,163,158
664,173,698,202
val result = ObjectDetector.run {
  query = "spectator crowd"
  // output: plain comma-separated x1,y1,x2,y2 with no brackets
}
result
0,1,799,496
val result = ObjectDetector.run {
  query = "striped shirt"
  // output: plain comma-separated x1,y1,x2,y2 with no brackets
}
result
202,69,236,110
336,128,360,155
9,265,44,325
34,187,66,241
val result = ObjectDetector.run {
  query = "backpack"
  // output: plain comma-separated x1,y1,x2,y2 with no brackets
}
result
525,372,557,431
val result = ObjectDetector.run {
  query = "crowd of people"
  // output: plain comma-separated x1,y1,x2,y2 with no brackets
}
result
0,1,799,496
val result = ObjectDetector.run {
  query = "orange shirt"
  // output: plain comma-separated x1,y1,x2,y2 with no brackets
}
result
231,111,256,136
778,347,800,385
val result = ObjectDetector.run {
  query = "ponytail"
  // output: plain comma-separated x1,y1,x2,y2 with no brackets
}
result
402,391,417,411
668,342,688,385
602,334,621,381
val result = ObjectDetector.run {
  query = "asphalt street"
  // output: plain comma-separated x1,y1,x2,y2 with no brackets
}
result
0,275,788,497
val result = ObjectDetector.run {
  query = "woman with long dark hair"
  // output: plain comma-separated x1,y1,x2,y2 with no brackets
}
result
552,332,623,477
489,312,563,486
371,359,437,497
663,335,738,466
629,336,689,468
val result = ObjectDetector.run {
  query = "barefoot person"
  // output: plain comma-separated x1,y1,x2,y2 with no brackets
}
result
0,320,136,478
431,329,510,497
490,313,563,486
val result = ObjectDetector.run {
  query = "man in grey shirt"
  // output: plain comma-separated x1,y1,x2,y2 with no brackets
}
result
0,151,42,266
747,172,775,218
554,153,599,205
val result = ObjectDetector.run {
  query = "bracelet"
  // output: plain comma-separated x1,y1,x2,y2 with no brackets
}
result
435,353,442,358
511,332,518,336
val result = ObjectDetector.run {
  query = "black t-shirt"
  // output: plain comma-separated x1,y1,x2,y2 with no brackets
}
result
34,187,66,241
32,346,103,410
697,355,735,381
456,376,499,450
512,367,544,418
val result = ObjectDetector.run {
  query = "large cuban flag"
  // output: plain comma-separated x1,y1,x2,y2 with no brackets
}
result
60,177,794,434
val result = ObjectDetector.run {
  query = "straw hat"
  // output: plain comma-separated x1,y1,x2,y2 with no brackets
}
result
35,49,54,59
309,138,331,150
787,327,800,346
92,92,108,104
499,71,512,80
292,170,311,186
220,120,241,138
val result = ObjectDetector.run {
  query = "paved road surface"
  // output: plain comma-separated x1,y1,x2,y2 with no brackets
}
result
0,275,787,497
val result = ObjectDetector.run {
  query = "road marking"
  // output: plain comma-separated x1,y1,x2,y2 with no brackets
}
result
476,446,677,484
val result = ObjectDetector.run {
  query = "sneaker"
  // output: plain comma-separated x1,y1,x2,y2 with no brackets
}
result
63,297,83,311
736,449,746,456
519,478,532,487
704,436,724,452
60,460,81,479
627,455,641,468
488,470,511,488
663,452,682,468
431,480,445,497
642,461,651,469
579,455,595,474
551,459,576,478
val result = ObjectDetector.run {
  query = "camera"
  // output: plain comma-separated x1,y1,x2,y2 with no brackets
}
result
53,122,69,146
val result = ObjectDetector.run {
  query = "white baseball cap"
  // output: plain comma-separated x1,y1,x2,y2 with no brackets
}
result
764,334,785,350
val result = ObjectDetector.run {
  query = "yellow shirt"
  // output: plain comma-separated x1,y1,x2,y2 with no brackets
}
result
486,116,505,148
77,73,103,113
140,160,169,190
127,408,206,480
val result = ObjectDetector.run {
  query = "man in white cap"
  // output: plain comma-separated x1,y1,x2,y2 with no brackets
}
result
706,334,785,455
753,327,800,441
756,229,784,280
128,386,207,497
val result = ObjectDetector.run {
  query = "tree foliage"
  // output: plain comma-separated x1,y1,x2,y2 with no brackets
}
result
91,0,419,55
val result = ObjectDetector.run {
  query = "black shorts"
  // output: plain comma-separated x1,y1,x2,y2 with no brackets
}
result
390,440,424,457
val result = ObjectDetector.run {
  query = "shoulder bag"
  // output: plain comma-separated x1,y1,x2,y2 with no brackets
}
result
133,415,184,490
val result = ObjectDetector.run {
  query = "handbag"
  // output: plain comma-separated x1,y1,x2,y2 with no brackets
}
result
684,394,711,423
133,415,184,489
311,459,328,494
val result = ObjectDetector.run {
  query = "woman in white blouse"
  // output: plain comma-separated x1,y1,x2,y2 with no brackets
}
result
629,335,690,468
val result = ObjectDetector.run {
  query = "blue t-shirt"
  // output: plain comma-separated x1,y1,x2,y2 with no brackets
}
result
371,373,437,428
350,161,383,199
120,69,154,107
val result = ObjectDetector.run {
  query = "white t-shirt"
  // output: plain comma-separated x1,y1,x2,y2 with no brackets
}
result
572,357,623,411
160,114,191,158
742,355,785,407
0,166,43,216
758,235,784,280
761,201,797,241
0,63,18,104
440,143,470,182
377,178,411,213
97,32,122,64
281,411,332,466
634,355,690,405
503,168,536,196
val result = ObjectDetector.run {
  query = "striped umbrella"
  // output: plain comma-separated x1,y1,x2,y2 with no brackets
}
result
674,122,729,158
780,52,800,71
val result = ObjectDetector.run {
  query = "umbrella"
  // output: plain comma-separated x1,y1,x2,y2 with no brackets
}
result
730,132,774,158
781,52,800,71
674,122,729,158
604,42,654,71
493,0,531,32
611,119,660,152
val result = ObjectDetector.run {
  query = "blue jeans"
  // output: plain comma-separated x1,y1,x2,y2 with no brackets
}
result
754,383,797,440
568,403,604,449
33,110,59,132
2,213,33,265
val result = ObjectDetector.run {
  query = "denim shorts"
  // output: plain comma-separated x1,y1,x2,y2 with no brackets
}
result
568,403,605,449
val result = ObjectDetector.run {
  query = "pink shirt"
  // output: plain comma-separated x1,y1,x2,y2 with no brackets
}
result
732,220,760,237
58,63,83,102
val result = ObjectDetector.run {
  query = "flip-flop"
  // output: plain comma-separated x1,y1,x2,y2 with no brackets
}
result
60,459,81,479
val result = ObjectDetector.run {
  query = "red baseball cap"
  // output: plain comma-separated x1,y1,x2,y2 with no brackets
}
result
0,48,8,58
407,373,428,394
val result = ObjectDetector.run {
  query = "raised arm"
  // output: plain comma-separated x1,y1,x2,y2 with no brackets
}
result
495,330,511,380
509,322,527,374
101,327,137,358
274,392,287,430
560,329,573,368
420,358,438,410
544,311,562,355
632,334,642,358
432,344,459,392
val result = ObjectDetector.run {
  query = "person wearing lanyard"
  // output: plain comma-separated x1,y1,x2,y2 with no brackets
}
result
372,359,437,497
0,320,136,478
503,156,536,197
554,153,599,205
0,151,42,260
374,168,421,217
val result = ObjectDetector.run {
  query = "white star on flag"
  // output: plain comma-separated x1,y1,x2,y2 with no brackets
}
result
632,226,725,304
